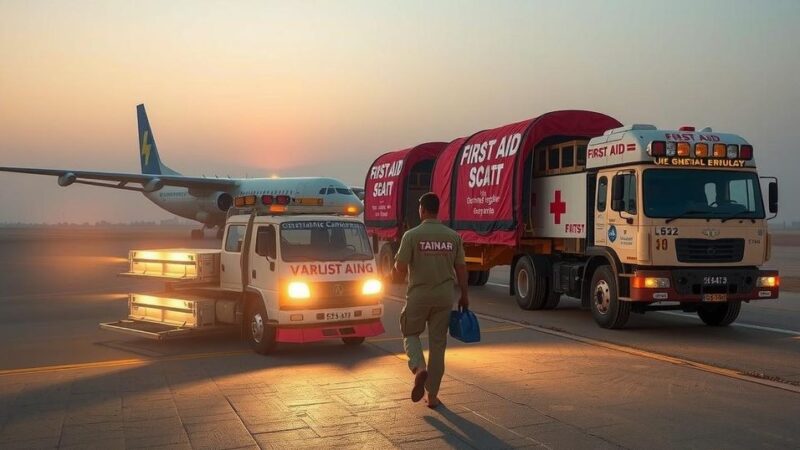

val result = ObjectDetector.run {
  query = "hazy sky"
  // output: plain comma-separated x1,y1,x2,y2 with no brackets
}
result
1,0,799,223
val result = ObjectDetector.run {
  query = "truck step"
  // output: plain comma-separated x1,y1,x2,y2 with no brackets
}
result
99,319,233,340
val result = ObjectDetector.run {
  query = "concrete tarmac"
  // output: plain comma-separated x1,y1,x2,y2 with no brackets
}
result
0,227,798,449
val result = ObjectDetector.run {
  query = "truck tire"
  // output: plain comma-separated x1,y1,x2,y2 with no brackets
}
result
697,301,741,326
589,265,630,329
378,243,403,284
468,270,490,286
514,256,548,310
543,291,561,310
342,336,366,345
245,300,277,354
476,271,490,286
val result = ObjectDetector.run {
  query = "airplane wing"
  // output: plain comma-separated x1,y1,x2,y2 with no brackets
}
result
0,166,239,193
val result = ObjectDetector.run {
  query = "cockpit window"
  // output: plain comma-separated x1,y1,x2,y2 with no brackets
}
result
336,188,352,195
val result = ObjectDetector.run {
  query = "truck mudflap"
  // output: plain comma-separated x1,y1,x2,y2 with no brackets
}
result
627,269,779,302
275,319,385,344
99,319,233,340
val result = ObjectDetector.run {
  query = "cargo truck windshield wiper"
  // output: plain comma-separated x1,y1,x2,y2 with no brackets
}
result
665,209,708,224
720,211,756,223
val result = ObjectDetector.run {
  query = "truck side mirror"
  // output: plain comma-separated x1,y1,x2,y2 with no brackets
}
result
768,181,778,214
611,175,625,211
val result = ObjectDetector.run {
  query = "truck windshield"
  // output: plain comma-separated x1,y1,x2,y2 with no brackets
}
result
279,221,373,262
643,169,765,220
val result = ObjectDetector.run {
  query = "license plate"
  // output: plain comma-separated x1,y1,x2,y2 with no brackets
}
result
325,311,351,321
703,276,728,285
702,293,727,302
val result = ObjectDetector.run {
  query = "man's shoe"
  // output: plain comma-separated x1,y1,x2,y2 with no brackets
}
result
411,369,428,402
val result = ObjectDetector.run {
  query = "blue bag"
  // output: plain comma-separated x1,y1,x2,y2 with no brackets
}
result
449,307,481,343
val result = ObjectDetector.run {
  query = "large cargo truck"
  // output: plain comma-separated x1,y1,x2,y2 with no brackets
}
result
102,193,385,353
364,110,779,328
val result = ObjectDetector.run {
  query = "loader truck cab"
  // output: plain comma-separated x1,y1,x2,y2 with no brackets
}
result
102,192,385,354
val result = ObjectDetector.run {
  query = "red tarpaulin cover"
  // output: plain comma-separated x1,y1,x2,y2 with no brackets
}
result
432,110,622,246
364,142,447,240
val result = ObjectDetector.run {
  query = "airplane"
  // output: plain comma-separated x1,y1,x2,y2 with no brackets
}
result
0,104,364,239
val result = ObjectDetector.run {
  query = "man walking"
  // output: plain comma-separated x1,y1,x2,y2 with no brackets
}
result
394,192,469,409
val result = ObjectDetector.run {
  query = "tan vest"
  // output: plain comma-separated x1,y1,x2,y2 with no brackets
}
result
395,219,465,306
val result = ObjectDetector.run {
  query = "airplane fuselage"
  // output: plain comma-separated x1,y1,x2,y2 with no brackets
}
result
144,177,361,227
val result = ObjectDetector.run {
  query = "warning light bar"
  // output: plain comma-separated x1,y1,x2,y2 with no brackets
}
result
649,141,754,160
230,195,362,216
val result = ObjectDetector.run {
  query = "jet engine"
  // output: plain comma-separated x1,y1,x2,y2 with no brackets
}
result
197,192,234,213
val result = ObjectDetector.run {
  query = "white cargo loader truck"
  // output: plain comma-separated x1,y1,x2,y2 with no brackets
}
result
101,193,385,354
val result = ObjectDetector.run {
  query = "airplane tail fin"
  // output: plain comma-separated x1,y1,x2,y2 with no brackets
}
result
137,104,180,175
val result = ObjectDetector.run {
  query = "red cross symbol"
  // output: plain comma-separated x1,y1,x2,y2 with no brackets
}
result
549,190,566,224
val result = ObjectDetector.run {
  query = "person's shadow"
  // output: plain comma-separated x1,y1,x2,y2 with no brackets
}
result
424,404,514,449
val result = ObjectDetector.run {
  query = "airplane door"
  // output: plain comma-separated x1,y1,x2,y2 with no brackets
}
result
221,223,247,290
594,175,609,246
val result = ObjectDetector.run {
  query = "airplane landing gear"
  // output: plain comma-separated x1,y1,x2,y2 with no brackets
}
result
190,229,204,240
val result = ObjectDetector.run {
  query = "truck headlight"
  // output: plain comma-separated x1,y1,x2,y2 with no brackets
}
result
287,281,311,299
756,276,779,288
633,276,670,289
362,279,383,296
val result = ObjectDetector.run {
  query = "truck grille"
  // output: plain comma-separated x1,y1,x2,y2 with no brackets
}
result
675,238,744,263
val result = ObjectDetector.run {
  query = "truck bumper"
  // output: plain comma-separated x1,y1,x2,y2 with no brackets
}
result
275,319,385,344
628,268,779,302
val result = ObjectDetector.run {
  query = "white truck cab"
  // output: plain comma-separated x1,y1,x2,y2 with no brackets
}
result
102,193,385,354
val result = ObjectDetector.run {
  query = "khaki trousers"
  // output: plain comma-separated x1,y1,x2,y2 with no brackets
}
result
400,303,451,396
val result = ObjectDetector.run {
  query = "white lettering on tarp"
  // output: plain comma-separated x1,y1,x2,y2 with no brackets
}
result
289,262,375,276
369,160,404,199
465,190,502,217
459,132,521,188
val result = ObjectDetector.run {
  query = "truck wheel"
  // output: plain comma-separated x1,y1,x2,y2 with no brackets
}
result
697,301,741,326
590,266,630,329
378,243,403,284
514,256,547,310
543,291,561,310
342,336,365,345
468,271,489,286
476,271,490,286
245,301,276,354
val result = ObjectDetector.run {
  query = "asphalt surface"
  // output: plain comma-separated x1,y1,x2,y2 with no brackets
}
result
0,226,798,448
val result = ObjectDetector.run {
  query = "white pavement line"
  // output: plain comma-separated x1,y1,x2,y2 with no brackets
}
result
485,281,800,337
486,281,508,289
385,295,800,394
656,311,800,336
460,405,553,450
